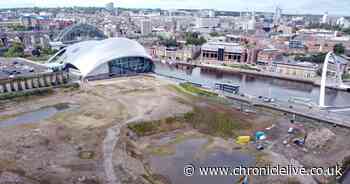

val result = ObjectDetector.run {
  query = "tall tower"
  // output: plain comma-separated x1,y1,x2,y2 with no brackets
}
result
321,12,329,24
274,6,282,25
141,20,152,35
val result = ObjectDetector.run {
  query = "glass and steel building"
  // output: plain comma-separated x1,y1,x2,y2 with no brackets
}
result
48,38,154,79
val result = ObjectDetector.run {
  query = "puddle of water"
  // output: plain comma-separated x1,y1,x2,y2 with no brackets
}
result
342,171,350,184
149,138,254,184
0,103,75,128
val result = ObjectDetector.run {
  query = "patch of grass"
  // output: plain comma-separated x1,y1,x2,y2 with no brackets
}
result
184,107,252,138
179,83,218,97
128,117,185,137
25,55,52,62
130,105,252,139
224,63,258,71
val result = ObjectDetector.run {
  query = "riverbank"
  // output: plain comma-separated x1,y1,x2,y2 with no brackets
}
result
173,62,350,91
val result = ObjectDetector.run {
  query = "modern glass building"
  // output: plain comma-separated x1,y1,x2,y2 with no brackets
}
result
48,38,154,79
108,57,153,76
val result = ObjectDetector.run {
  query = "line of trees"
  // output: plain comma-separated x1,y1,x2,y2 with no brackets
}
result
294,44,345,63
333,43,345,55
158,32,207,47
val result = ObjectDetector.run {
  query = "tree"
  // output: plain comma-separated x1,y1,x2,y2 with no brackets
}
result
4,42,24,57
333,43,345,55
185,32,207,46
159,38,178,47
42,47,58,55
295,53,327,63
10,24,27,31
209,32,221,37
343,28,350,35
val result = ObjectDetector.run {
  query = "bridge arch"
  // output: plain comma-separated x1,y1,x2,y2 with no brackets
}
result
319,52,344,107
55,23,107,44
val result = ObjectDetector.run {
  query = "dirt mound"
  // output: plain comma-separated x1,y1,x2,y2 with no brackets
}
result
306,128,335,149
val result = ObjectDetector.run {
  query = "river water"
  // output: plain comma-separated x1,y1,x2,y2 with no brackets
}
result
154,63,350,116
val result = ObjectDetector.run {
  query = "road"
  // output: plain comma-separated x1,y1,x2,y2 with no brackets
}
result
224,92,350,128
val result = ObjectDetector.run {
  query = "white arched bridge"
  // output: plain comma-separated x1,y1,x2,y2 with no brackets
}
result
319,52,350,112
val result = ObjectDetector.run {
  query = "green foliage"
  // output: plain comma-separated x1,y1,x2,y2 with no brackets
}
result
185,32,207,46
183,107,251,138
4,42,24,57
333,43,345,55
129,106,251,138
159,37,178,47
224,63,258,71
42,47,58,55
9,24,27,31
343,73,350,80
180,83,218,97
295,53,327,63
343,28,350,35
128,117,184,137
209,32,222,37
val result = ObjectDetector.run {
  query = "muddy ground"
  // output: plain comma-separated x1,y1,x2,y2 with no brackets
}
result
0,76,191,184
0,76,349,184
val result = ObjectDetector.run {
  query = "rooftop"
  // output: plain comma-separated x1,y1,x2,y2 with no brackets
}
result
202,42,243,53
273,60,319,69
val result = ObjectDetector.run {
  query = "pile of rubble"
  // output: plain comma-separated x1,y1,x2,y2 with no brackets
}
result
305,128,335,149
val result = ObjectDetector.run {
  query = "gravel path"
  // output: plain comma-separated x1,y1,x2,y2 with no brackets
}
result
103,116,141,184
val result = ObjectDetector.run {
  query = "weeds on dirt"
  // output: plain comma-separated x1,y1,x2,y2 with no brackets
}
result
179,83,218,97
129,105,252,139
184,108,251,138
128,117,186,137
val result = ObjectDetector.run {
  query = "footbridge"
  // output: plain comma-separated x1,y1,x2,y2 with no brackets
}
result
319,52,350,112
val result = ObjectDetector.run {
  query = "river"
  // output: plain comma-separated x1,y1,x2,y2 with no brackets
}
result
154,63,350,116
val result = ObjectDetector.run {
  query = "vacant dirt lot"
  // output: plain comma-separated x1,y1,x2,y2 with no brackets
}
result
0,75,349,184
0,76,192,184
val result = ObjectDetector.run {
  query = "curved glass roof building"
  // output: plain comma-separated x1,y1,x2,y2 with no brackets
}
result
48,38,154,79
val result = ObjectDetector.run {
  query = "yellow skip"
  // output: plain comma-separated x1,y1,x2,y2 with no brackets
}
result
236,136,251,145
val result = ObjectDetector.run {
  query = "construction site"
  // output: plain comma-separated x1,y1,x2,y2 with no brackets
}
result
0,75,349,184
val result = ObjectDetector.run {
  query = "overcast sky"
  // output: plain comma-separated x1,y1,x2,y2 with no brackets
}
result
0,0,349,16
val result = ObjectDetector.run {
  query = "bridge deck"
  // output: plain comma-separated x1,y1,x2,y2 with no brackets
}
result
226,95,350,128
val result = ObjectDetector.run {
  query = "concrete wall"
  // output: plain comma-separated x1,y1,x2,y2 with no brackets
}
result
0,72,70,94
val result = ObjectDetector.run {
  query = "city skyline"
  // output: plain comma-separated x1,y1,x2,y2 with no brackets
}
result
0,0,350,16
